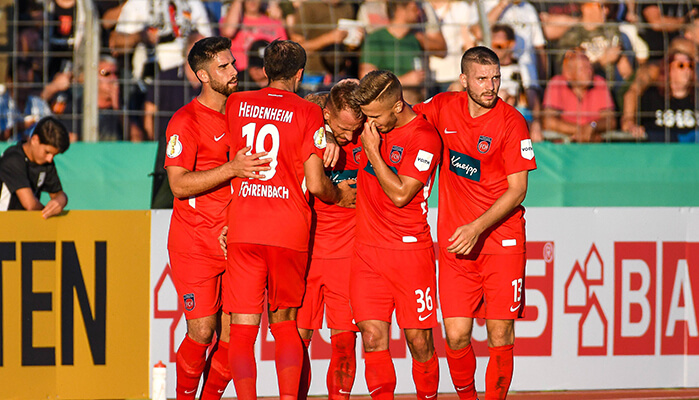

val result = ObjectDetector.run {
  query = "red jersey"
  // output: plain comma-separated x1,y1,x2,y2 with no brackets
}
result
311,136,362,259
225,87,325,252
165,98,231,256
414,93,537,254
355,115,441,250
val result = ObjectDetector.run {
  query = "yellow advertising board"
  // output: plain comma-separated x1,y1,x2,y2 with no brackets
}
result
0,211,150,399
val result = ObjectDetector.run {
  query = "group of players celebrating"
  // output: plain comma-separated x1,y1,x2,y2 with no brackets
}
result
164,36,537,400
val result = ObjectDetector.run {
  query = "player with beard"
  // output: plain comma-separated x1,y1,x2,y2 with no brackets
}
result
164,36,271,400
413,46,537,400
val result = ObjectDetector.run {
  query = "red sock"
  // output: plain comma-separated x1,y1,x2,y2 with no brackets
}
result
176,334,209,400
200,340,231,400
298,338,312,400
445,344,477,400
228,324,259,400
270,320,304,400
327,331,357,399
364,350,396,400
413,352,439,400
485,344,514,400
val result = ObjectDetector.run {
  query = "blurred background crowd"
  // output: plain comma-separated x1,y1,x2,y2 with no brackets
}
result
0,0,697,147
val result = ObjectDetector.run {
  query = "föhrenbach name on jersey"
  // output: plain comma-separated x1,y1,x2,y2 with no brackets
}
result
238,101,294,123
238,180,290,199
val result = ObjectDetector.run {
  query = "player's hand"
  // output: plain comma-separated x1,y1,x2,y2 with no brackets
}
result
230,146,272,179
218,225,228,259
41,199,64,219
447,223,481,255
336,179,357,208
360,121,381,158
324,133,340,168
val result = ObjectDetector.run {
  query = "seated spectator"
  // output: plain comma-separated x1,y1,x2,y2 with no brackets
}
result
470,0,546,96
639,1,697,61
542,50,617,142
360,0,428,104
220,0,287,73
0,116,70,218
236,39,269,91
554,0,634,85
492,23,543,141
622,48,697,143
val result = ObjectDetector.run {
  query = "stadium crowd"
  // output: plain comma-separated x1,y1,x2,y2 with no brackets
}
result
0,0,697,145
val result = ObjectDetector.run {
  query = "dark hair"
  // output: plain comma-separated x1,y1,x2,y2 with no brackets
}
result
353,70,403,107
387,0,412,20
247,39,270,69
492,24,515,42
327,79,362,119
461,46,500,74
187,36,233,75
33,116,70,153
263,39,306,82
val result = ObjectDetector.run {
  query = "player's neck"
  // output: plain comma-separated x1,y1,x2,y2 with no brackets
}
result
268,78,298,93
197,88,227,114
394,105,417,129
468,99,496,119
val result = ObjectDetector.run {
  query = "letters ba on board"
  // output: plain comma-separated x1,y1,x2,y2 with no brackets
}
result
0,211,150,399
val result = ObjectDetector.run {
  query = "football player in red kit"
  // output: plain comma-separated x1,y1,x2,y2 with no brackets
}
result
414,46,537,400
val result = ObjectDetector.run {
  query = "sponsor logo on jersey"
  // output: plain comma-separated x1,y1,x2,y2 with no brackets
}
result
313,126,327,149
449,149,480,182
183,293,195,311
521,139,534,160
238,181,290,199
166,134,183,158
478,135,492,154
414,150,433,172
364,162,397,177
328,169,358,186
352,146,362,164
389,145,404,163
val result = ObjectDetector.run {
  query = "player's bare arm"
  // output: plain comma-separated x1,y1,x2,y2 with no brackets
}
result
15,187,44,211
42,191,68,219
361,120,423,207
304,153,356,208
167,146,271,198
447,170,529,254
323,132,340,169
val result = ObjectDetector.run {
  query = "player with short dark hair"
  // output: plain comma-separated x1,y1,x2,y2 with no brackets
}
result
164,36,270,400
223,39,355,400
414,46,538,400
0,116,69,218
350,70,442,400
297,79,365,400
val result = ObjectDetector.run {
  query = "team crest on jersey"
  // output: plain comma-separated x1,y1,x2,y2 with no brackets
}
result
183,293,195,311
352,147,362,163
166,134,183,158
477,135,492,154
389,145,404,163
313,126,327,149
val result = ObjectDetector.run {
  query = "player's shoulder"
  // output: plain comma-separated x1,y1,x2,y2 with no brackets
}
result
0,143,25,164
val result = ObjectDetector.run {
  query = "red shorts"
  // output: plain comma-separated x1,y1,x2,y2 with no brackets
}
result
439,247,526,320
297,257,358,332
224,243,308,314
169,250,227,320
350,243,438,329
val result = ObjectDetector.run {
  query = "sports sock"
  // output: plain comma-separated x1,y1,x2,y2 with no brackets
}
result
228,324,259,400
298,338,312,400
413,351,439,400
364,349,396,400
200,340,231,400
485,344,514,400
270,320,304,400
445,343,478,400
176,334,209,400
327,331,357,400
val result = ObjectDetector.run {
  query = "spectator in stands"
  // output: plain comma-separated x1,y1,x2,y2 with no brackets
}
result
639,1,698,61
289,0,360,90
360,0,429,104
236,39,269,91
220,0,287,73
0,116,70,218
109,0,212,141
427,0,477,94
622,48,697,143
492,23,543,142
554,0,634,85
532,0,581,42
470,0,547,99
542,49,616,143
47,0,81,79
